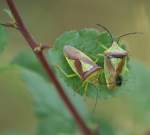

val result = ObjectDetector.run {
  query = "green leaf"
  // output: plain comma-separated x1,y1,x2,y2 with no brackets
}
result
0,26,7,54
93,60,150,135
11,50,47,78
20,67,89,135
47,28,132,99
3,27,150,134
1,58,150,135
0,65,89,135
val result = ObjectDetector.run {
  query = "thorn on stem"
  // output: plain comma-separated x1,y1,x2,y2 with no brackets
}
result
0,22,18,29
33,44,50,53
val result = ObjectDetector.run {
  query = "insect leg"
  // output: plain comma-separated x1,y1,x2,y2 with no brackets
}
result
97,53,104,57
84,82,89,96
92,87,99,113
94,53,104,63
56,65,77,78
99,70,105,83
100,44,108,50
82,81,89,96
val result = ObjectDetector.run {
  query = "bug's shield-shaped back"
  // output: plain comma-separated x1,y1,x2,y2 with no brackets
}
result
104,42,128,89
64,45,102,85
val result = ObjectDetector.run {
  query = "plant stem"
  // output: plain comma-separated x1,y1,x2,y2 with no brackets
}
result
5,0,97,135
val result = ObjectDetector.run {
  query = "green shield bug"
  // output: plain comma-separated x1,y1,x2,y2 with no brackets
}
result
57,45,103,94
96,24,142,89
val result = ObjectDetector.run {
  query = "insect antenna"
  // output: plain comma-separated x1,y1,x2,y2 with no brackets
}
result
96,24,113,43
117,32,143,43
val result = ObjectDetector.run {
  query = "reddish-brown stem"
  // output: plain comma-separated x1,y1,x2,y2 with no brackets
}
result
5,0,97,135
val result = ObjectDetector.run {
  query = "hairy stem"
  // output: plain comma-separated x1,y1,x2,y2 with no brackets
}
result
5,0,97,135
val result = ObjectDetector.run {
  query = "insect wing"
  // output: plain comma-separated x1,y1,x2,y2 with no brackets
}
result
64,45,101,80
104,42,128,89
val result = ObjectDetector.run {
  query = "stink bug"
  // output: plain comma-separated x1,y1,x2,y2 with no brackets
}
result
96,24,142,89
57,45,103,94
103,41,128,89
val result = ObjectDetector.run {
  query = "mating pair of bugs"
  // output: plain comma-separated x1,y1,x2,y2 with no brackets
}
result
57,24,140,94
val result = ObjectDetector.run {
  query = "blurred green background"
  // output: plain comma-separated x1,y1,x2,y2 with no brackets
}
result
0,0,150,135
